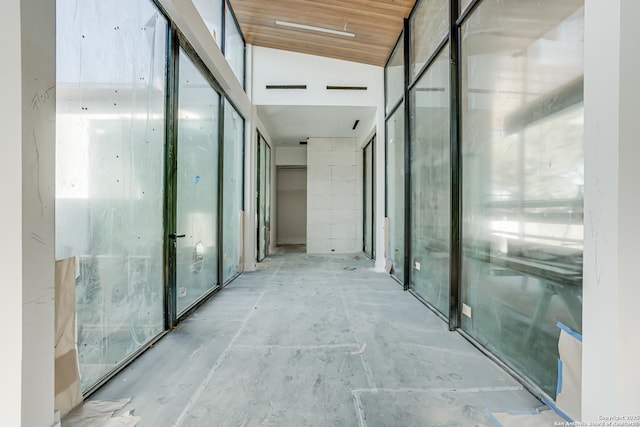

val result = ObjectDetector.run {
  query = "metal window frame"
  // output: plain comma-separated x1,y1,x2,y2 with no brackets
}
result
220,96,246,287
256,131,273,263
362,136,376,260
405,37,450,319
383,0,582,406
223,0,247,90
173,35,224,323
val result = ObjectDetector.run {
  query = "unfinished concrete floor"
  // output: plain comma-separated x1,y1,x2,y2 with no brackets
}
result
90,252,542,426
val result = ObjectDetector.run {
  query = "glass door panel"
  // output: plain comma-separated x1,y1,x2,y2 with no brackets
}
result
176,50,220,315
386,104,405,281
257,134,266,261
264,143,271,257
222,100,244,284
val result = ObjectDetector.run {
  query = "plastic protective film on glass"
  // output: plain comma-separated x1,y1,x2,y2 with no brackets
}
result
409,46,451,315
385,35,405,115
56,0,167,390
459,0,584,397
385,104,405,281
222,100,244,284
176,50,220,315
225,2,245,88
410,0,449,81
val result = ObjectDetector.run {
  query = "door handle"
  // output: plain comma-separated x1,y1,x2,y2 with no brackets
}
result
169,233,186,239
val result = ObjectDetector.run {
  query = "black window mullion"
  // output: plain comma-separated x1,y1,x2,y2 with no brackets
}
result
403,18,412,291
217,96,226,289
164,25,180,330
449,0,462,331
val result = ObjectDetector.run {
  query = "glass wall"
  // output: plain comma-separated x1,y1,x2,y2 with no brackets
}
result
384,0,584,398
386,105,405,281
257,133,271,262
409,47,451,315
265,145,271,257
385,35,405,114
56,0,167,390
222,99,245,283
410,0,449,80
460,0,584,396
363,139,375,259
175,50,221,315
192,0,223,48
225,0,245,88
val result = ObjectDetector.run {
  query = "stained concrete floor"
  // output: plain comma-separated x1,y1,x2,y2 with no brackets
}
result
90,252,542,426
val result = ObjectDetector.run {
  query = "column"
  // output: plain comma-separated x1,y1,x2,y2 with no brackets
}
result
0,0,56,425
583,0,640,420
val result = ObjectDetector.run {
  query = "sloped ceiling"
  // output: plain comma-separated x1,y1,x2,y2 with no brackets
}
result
228,0,416,66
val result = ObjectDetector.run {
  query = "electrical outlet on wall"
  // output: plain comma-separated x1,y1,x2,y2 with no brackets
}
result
462,303,472,318
414,261,421,271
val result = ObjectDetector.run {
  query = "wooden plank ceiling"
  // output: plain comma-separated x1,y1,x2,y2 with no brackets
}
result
228,0,416,66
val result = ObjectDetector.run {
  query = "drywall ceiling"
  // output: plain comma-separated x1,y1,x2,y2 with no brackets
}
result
228,0,416,66
257,105,376,146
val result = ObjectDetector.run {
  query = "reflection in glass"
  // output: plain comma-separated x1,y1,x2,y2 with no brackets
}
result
224,1,245,88
363,139,375,259
460,0,584,396
257,134,271,262
385,35,404,115
222,100,245,284
176,50,220,315
264,144,271,256
192,0,223,48
265,144,271,256
386,104,405,281
56,0,167,390
410,0,449,81
409,47,451,315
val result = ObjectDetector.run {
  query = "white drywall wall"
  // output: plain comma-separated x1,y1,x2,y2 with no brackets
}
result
1,2,24,425
252,46,383,107
21,0,56,424
277,168,307,244
307,138,362,254
0,0,56,425
276,147,307,166
583,0,640,420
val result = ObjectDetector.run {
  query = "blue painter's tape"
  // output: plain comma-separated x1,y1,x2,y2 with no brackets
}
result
485,409,504,427
557,321,583,342
557,358,564,397
541,397,574,423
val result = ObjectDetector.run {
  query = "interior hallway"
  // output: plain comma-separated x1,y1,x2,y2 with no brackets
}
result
88,251,542,426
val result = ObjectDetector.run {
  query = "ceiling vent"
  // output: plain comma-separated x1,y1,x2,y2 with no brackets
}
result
326,85,367,91
266,85,307,90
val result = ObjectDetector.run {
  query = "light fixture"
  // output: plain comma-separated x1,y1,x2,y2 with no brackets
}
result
275,20,355,38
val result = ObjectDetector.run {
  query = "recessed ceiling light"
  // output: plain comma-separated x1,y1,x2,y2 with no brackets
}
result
275,20,355,38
